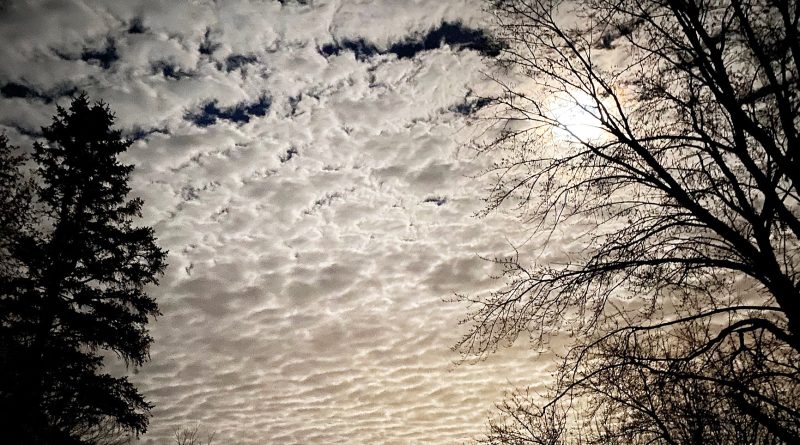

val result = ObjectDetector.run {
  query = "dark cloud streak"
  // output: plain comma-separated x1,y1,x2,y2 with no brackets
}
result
451,95,492,115
151,61,193,80
128,17,147,34
199,28,221,55
279,146,298,163
186,96,272,127
320,21,500,61
1,82,43,100
0,82,78,105
423,196,448,206
320,38,380,61
223,54,259,72
80,39,119,69
389,22,501,58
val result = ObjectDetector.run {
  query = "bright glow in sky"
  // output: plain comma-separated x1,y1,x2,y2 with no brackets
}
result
0,1,553,443
549,90,605,142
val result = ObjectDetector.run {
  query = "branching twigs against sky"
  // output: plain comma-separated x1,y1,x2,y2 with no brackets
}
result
483,319,800,444
463,0,800,441
461,0,800,353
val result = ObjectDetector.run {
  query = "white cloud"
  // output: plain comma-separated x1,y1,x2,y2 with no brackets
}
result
1,1,549,444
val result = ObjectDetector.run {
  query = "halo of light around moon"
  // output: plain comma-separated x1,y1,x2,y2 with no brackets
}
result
549,90,604,142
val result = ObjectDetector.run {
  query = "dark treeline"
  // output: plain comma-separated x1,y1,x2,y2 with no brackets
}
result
0,95,166,444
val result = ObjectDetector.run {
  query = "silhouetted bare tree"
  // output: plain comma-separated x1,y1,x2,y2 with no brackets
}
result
482,320,799,444
74,418,135,445
173,425,216,445
460,0,800,442
0,95,167,444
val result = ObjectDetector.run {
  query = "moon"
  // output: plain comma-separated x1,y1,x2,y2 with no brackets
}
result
549,90,605,142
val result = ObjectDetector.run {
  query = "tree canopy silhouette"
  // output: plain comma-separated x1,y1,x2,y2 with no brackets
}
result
459,0,800,442
0,95,166,444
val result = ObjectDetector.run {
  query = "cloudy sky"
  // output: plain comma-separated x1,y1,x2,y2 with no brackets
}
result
0,1,551,443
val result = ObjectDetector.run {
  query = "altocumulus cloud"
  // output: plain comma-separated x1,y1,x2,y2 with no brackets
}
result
0,1,548,443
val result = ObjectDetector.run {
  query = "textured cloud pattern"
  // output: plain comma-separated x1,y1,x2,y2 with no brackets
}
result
0,1,551,443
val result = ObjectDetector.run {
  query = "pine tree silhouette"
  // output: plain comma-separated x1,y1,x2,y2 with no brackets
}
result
0,95,167,444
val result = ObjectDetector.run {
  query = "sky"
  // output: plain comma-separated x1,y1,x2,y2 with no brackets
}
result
0,1,552,443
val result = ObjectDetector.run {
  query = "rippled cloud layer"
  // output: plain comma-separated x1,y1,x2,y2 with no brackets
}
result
0,1,549,443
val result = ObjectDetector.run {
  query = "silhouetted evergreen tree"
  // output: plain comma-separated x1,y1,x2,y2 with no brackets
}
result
0,95,167,444
0,134,32,277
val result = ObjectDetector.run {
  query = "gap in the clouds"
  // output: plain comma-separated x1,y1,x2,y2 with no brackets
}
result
1,83,45,101
52,41,119,70
1,81,78,105
221,54,259,72
151,61,194,80
423,196,448,206
128,17,147,34
277,0,313,6
389,22,501,59
279,146,299,163
450,93,492,116
319,21,502,62
129,126,169,142
303,189,353,215
199,28,221,56
287,93,303,116
320,38,381,62
185,96,272,127
80,38,119,69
